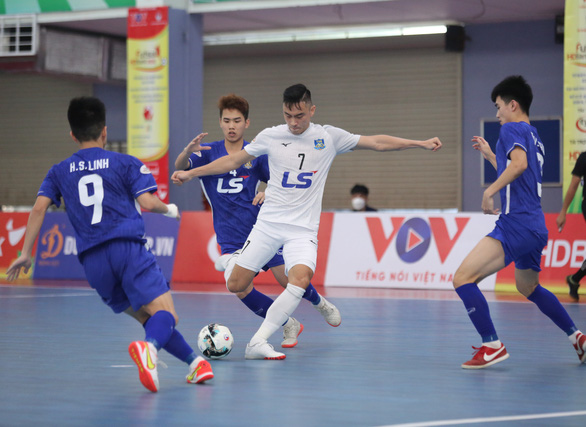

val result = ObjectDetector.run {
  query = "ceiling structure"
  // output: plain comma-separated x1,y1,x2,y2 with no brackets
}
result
39,0,565,40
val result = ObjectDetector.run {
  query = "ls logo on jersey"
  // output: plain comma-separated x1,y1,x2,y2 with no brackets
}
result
314,139,325,150
281,171,317,189
217,176,248,193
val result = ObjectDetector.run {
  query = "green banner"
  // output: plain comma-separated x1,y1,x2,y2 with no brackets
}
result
0,0,135,15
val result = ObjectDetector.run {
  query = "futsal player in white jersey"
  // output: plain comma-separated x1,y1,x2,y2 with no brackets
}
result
172,84,442,359
453,76,586,369
174,94,341,349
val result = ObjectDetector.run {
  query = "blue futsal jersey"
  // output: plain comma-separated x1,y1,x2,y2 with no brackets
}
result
495,121,547,231
38,147,157,256
188,140,269,254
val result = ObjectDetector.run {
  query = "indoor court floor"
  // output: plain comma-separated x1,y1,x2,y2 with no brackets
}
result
1,280,585,427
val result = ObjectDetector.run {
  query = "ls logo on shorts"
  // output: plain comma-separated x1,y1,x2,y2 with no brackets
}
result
314,139,325,150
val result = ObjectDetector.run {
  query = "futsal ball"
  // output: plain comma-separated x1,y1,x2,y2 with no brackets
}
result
197,323,234,359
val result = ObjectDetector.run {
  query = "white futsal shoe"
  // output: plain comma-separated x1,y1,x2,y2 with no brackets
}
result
245,341,286,360
315,296,342,327
281,317,304,348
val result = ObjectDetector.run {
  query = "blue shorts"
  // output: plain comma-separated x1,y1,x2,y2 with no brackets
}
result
487,215,548,272
80,239,170,313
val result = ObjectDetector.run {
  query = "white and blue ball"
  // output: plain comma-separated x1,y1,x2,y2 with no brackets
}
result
197,323,234,359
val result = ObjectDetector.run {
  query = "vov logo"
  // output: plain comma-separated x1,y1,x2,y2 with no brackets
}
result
366,216,470,263
282,171,317,189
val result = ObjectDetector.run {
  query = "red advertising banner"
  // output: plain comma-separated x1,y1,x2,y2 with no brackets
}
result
172,212,334,288
0,213,35,279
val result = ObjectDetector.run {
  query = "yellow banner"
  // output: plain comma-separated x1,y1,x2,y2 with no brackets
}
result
564,0,586,213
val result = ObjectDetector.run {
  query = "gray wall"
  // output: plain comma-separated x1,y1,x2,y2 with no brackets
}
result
93,83,126,141
34,18,564,213
462,20,563,213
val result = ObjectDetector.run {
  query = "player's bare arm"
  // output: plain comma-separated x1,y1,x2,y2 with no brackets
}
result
6,195,52,281
172,150,256,185
472,136,497,169
481,146,527,215
557,174,582,231
136,192,180,219
174,133,211,170
355,135,442,151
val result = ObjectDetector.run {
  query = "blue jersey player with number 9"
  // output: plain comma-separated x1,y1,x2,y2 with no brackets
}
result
6,96,213,392
453,76,586,369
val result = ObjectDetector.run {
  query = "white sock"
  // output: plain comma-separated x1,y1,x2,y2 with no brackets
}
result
569,330,581,345
224,254,238,288
484,340,502,349
250,284,305,344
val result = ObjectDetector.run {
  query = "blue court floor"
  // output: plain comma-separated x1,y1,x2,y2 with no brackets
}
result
1,281,585,427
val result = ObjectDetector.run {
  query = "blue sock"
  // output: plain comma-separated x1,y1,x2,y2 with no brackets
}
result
240,288,274,318
527,285,577,335
143,310,176,350
303,283,321,305
162,329,197,365
456,283,498,342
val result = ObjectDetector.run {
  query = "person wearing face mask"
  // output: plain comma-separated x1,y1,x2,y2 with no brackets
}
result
350,184,377,212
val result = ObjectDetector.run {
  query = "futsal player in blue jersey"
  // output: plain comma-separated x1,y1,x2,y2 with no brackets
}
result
453,76,586,368
6,97,213,392
174,94,341,349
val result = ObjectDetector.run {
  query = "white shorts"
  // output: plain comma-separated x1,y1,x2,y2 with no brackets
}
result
236,220,318,275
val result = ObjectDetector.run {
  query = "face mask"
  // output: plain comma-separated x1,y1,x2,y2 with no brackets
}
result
351,197,366,211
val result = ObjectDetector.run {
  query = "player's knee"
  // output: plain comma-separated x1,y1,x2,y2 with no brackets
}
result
452,269,471,289
226,276,246,293
516,281,537,298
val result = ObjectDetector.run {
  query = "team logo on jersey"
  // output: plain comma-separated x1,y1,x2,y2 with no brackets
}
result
244,161,253,169
140,165,152,175
314,139,325,150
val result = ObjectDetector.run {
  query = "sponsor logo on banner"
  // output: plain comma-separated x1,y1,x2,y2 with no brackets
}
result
34,213,85,279
325,213,496,290
0,213,32,278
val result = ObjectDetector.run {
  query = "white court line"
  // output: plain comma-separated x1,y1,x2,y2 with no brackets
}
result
0,292,94,299
380,410,586,427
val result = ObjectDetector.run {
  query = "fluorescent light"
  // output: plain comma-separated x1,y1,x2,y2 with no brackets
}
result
204,22,454,46
402,25,448,36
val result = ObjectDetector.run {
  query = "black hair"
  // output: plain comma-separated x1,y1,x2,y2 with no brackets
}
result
218,94,249,120
283,84,312,109
67,97,106,142
350,184,369,196
491,75,533,115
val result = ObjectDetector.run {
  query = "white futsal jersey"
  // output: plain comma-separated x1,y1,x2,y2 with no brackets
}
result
245,123,360,232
